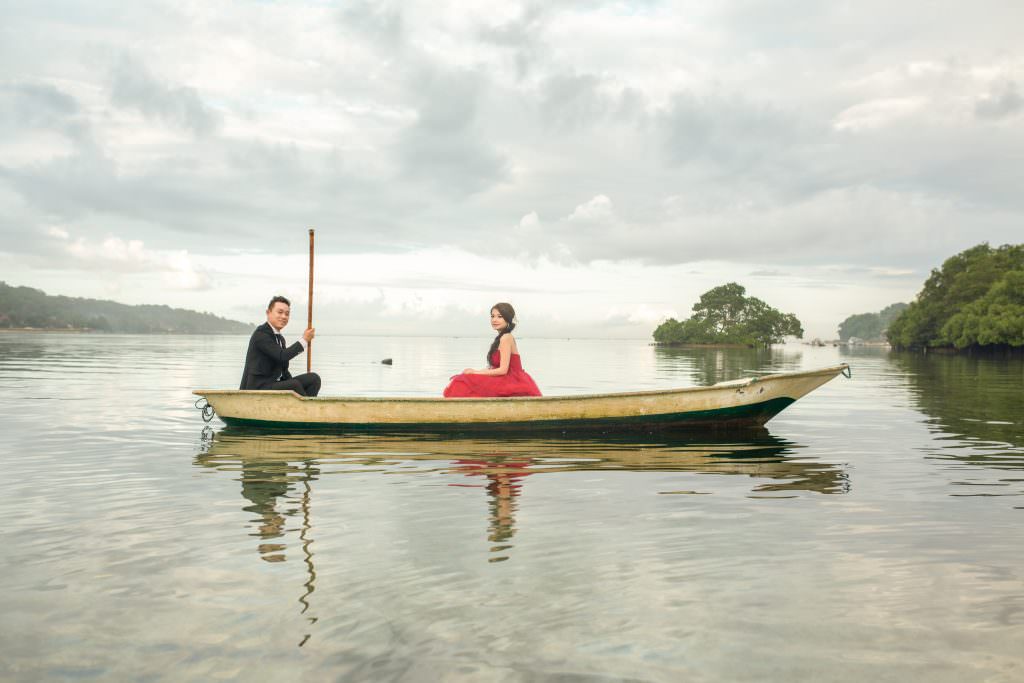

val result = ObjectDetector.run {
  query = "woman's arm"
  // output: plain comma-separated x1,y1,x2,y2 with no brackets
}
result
465,335,513,376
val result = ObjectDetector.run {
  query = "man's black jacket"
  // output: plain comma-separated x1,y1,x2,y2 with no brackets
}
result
239,322,304,389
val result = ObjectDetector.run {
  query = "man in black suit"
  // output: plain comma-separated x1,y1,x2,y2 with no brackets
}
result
239,295,321,396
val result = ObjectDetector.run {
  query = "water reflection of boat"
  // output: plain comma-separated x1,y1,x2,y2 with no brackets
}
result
193,428,849,631
193,364,849,431
197,428,844,486
196,430,848,553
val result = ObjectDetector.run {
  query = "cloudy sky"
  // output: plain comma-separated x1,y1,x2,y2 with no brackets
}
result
2,0,1021,339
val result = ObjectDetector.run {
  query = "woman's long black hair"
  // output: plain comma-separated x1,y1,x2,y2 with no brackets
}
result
486,302,516,366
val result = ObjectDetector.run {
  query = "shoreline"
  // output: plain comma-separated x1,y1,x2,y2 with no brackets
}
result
0,328,249,335
652,342,755,349
0,327,92,333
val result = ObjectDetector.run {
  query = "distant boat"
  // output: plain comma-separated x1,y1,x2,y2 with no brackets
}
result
193,364,850,432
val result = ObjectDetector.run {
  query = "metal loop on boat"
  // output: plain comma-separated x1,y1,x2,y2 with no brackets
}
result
194,397,215,422
841,365,852,379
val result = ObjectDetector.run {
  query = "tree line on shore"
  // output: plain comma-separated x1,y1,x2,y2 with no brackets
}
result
886,243,1023,350
654,242,1022,352
0,281,252,334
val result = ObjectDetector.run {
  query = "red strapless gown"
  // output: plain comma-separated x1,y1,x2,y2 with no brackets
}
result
443,351,543,398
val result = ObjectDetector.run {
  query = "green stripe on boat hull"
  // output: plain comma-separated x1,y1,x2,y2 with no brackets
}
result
218,396,797,433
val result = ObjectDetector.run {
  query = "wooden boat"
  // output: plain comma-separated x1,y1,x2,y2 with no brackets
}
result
193,363,849,432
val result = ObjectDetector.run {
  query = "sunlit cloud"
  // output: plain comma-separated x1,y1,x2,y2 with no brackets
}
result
48,229,213,291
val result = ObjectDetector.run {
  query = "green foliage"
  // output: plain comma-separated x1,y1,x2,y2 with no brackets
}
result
838,302,909,341
652,318,687,344
653,283,803,348
941,270,1024,348
887,243,1024,350
0,281,252,333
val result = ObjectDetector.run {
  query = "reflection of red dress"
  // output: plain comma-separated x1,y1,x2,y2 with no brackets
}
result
443,351,543,398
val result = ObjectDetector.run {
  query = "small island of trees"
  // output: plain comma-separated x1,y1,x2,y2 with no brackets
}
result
653,283,803,348
887,243,1024,351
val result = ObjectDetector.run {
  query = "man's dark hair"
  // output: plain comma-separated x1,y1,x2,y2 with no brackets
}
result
267,295,291,310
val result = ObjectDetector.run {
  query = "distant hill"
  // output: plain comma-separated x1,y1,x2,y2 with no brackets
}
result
0,281,252,334
838,303,909,342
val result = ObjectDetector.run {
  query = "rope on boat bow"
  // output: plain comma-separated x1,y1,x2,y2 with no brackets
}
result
194,397,215,422
841,365,852,379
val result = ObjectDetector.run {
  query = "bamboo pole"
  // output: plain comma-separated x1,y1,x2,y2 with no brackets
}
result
307,229,314,373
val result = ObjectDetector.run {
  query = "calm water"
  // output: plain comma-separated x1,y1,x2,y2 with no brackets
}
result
1,334,1022,681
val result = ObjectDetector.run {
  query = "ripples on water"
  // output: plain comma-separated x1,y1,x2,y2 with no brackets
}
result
1,334,1022,681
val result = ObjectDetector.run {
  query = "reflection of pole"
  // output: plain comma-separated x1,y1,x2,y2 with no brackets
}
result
297,467,317,647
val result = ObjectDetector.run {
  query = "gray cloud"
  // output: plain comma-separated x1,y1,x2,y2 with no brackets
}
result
110,56,221,136
477,3,553,79
397,66,509,195
0,82,93,145
1,82,77,123
339,0,404,49
538,74,644,130
657,92,810,171
975,81,1023,120
0,0,1020,279
478,4,546,48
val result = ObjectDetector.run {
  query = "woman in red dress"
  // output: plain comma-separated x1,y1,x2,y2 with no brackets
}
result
443,302,543,398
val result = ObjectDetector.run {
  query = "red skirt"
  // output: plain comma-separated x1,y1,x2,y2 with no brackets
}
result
443,354,542,398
